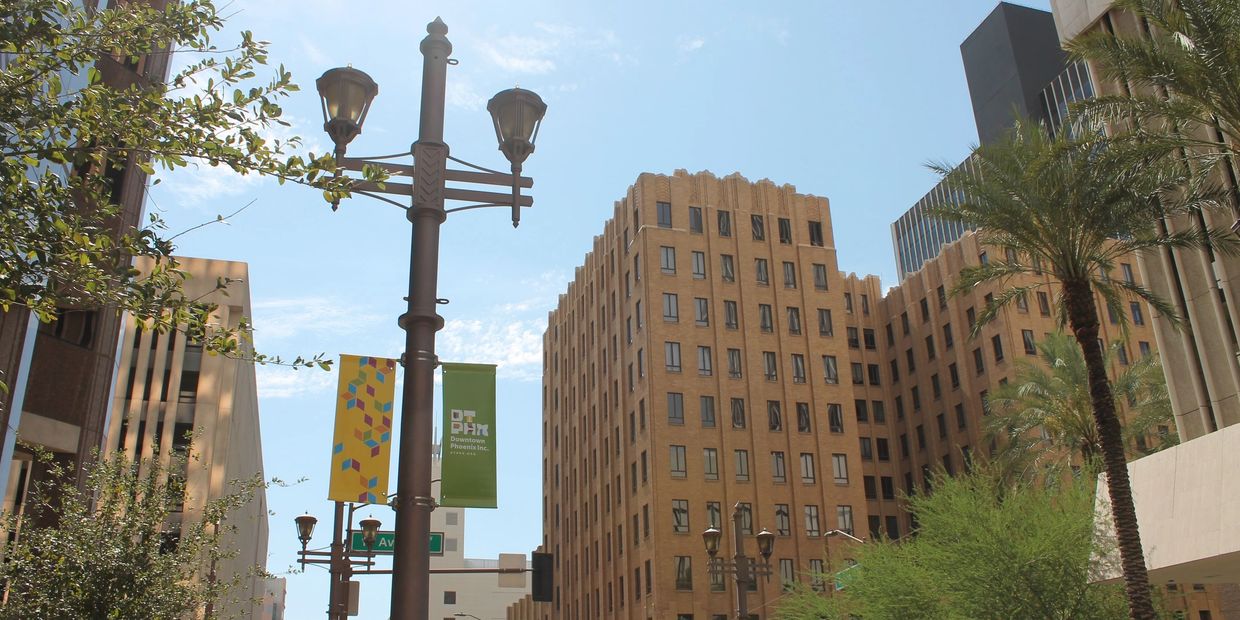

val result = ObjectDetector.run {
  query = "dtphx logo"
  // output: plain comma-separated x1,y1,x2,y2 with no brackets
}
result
449,409,489,436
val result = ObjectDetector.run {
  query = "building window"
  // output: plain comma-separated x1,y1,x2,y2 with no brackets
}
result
836,505,854,535
831,453,848,484
828,403,844,433
1037,291,1051,316
855,399,869,423
728,348,743,378
783,261,797,288
822,355,838,384
767,400,783,431
670,445,687,478
771,451,787,483
847,327,860,349
800,453,816,484
695,297,709,326
1022,329,1036,355
662,293,679,322
796,402,811,432
851,362,864,385
689,206,703,233
675,556,692,590
868,363,881,386
660,246,676,274
864,328,877,350
759,304,774,332
804,505,821,536
808,221,824,246
721,254,735,282
876,438,890,461
731,397,746,428
738,503,753,535
956,403,967,429
755,259,769,285
1131,302,1145,325
775,504,791,535
949,363,960,389
992,334,1004,362
920,297,930,322
973,348,985,375
778,217,792,243
692,251,706,279
734,450,750,481
943,323,954,349
780,558,796,589
787,307,802,334
697,346,713,376
701,396,716,427
751,214,766,240
792,354,807,384
764,351,778,381
809,559,826,591
672,498,689,532
1121,263,1134,283
665,341,682,372
703,448,719,480
845,293,854,314
443,591,456,605
657,201,672,228
818,308,838,334
813,263,828,290
668,392,685,425
873,400,886,422
859,437,873,460
724,300,739,329
718,210,732,237
707,501,722,528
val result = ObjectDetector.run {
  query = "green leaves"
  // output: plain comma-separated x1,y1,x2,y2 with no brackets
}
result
0,0,350,378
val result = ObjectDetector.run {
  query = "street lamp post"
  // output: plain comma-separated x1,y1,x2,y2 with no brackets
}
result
294,508,384,619
702,503,776,620
315,17,546,620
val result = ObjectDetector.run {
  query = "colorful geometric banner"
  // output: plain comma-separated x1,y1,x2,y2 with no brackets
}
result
328,355,397,503
440,362,498,508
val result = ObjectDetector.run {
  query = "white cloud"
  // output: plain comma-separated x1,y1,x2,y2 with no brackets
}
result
438,318,543,382
479,34,558,74
446,79,487,111
250,296,386,343
298,36,329,67
256,365,336,399
678,36,706,53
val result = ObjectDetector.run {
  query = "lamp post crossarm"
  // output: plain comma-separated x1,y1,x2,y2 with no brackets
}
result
335,154,533,212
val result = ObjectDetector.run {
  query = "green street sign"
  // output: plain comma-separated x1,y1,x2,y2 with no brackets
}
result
349,531,444,556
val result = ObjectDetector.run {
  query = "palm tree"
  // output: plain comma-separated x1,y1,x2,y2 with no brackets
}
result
1068,0,1240,187
985,331,1176,485
930,116,1234,620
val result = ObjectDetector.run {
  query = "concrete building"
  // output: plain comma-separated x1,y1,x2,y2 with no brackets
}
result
102,256,270,618
430,449,532,620
542,170,869,619
258,577,288,620
1048,1,1240,614
539,169,1170,619
0,0,174,497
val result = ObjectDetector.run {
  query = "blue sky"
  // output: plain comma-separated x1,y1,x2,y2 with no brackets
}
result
152,1,1049,617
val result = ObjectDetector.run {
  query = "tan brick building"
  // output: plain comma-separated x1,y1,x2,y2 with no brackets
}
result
538,170,1164,620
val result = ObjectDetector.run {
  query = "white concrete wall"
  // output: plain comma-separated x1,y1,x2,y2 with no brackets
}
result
1095,424,1240,584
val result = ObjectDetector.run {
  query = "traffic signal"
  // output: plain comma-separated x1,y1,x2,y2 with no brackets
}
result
531,551,553,602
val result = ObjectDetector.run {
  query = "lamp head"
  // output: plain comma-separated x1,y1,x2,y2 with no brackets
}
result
487,87,547,167
294,513,317,547
756,528,776,559
701,526,722,557
359,517,382,548
316,66,378,153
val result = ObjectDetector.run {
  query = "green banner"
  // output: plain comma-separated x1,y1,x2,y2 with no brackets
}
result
440,363,498,508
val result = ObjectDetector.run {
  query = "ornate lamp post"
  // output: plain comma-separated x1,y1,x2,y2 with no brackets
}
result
295,509,385,620
315,17,546,620
702,503,776,619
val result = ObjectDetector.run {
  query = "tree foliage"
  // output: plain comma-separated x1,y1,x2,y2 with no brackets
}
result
926,117,1233,619
0,448,265,619
774,470,1131,620
986,331,1176,484
1068,0,1240,162
0,0,374,373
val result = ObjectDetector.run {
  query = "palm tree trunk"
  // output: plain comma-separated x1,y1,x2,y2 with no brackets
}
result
1062,279,1156,619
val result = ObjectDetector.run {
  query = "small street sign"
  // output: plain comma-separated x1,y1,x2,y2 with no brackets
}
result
349,531,445,556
